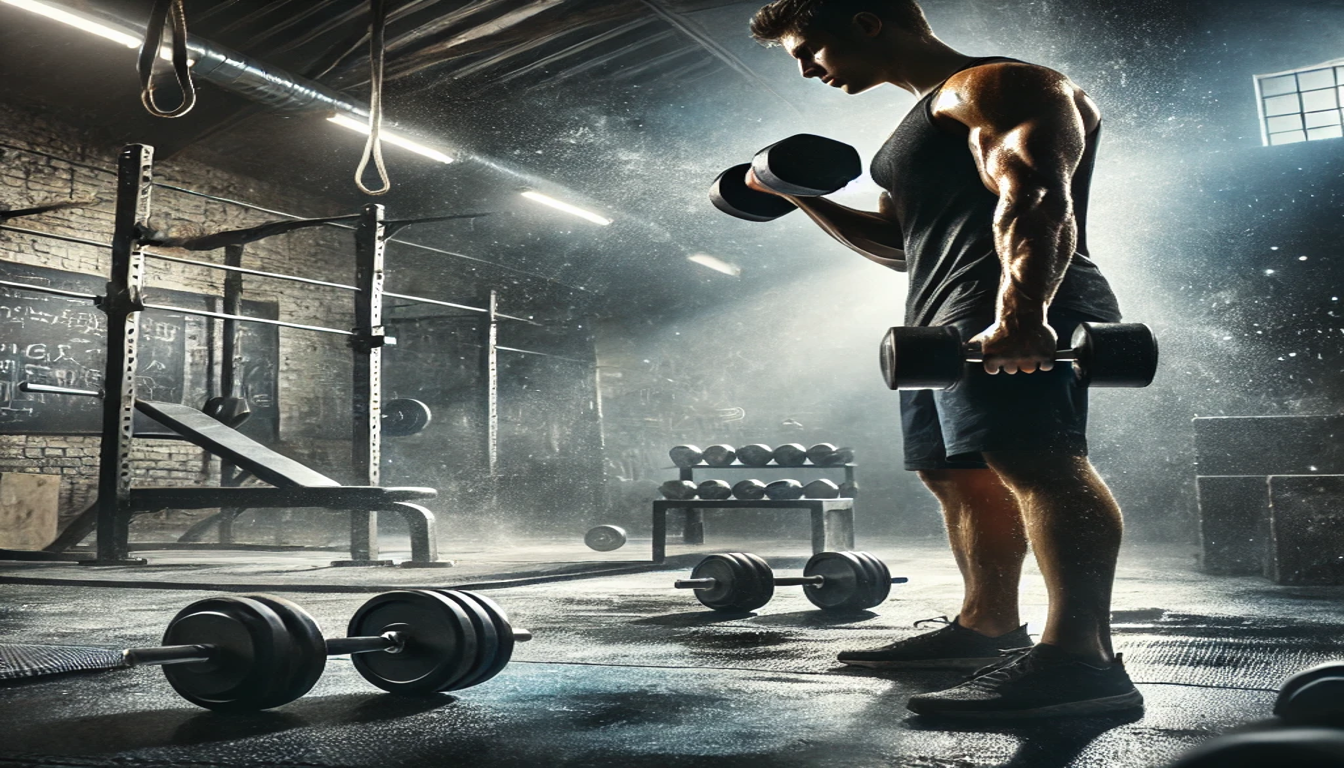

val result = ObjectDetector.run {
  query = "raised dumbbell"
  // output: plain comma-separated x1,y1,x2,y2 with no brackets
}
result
880,322,1159,391
121,590,531,711
585,524,628,552
675,552,908,613
1275,662,1344,724
711,135,863,222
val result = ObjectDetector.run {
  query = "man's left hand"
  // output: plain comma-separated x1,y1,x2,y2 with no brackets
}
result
968,319,1058,375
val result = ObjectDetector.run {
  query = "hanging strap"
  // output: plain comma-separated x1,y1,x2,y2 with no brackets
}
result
355,0,391,195
138,0,196,118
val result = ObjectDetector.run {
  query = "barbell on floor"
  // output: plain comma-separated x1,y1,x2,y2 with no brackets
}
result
123,589,530,711
675,552,908,613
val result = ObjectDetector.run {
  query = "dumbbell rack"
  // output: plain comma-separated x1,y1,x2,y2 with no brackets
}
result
651,460,857,564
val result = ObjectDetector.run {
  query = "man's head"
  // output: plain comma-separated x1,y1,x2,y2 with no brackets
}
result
750,0,934,94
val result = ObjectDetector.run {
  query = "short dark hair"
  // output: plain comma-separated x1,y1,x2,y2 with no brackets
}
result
749,0,932,45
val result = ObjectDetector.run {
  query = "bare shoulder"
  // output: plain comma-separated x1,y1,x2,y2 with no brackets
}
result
932,61,1100,132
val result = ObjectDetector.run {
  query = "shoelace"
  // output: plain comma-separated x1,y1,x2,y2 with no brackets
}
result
965,646,1036,681
913,615,952,629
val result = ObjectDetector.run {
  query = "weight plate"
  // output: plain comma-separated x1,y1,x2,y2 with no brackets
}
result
1276,662,1344,718
434,590,500,691
448,591,518,689
880,326,965,391
347,590,476,696
729,552,776,613
802,551,879,612
851,552,894,609
689,554,772,612
1071,322,1159,388
382,398,433,437
584,525,628,552
161,596,296,711
245,594,328,709
710,164,797,222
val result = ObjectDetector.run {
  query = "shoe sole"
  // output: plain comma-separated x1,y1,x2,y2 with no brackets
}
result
906,690,1145,720
838,656,1004,670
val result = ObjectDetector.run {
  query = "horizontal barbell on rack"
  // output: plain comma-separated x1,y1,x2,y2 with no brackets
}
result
119,589,531,711
675,552,908,613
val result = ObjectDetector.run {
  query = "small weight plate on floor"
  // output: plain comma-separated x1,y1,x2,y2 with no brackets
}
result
160,596,296,711
448,591,518,689
347,590,476,696
382,398,433,437
244,594,328,709
434,590,500,691
802,552,879,612
584,525,628,552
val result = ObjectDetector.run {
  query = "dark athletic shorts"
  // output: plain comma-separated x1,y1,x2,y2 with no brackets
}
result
901,309,1100,471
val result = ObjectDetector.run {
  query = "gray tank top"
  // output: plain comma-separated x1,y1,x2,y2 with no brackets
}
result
871,56,1122,327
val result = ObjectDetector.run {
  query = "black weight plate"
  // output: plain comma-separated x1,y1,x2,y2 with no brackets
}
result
448,591,518,689
710,164,796,222
584,525,628,552
690,554,771,612
245,594,328,709
382,398,433,437
851,552,893,609
802,551,877,612
1276,662,1344,718
880,326,964,391
434,590,500,691
1071,322,1159,388
728,552,775,612
161,596,295,711
347,590,476,696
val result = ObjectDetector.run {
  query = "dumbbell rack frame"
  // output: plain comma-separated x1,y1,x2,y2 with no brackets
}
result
651,461,858,564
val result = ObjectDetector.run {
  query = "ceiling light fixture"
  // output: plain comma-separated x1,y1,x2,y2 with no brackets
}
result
327,114,454,164
521,191,612,226
2,0,188,62
688,253,742,277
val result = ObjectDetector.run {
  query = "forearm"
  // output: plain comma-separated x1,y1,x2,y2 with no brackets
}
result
992,187,1076,325
791,197,907,270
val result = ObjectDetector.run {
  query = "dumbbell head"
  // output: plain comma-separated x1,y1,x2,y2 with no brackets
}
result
669,445,704,467
1276,662,1344,724
736,444,774,467
806,443,837,465
750,134,863,197
765,479,805,500
880,326,964,391
682,553,775,612
159,595,319,711
584,524,627,552
772,444,808,467
1167,728,1344,768
710,164,797,222
1071,322,1159,388
803,551,894,612
660,480,698,500
702,444,737,467
432,590,523,690
839,480,859,498
802,479,840,499
696,479,733,501
346,590,480,695
732,479,767,500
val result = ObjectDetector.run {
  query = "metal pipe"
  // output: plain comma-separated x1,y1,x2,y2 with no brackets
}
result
0,278,99,301
123,644,214,667
0,223,109,249
19,382,103,398
145,251,361,292
141,303,356,336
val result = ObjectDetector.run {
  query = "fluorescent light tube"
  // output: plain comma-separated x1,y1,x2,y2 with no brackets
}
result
328,114,454,164
521,191,612,226
688,253,742,277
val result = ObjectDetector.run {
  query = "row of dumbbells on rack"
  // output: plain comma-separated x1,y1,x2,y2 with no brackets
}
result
661,477,854,501
670,442,854,468
109,589,529,711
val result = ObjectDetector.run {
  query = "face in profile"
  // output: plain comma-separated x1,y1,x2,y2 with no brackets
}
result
780,16,890,95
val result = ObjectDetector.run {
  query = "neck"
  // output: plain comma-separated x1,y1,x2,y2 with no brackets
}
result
885,38,977,97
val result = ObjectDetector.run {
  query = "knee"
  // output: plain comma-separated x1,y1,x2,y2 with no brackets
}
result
984,451,1096,496
919,469,1012,509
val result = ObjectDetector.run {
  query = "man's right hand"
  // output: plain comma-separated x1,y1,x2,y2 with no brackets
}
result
745,167,787,197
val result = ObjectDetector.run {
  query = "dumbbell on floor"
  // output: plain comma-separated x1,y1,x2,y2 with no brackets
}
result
880,322,1159,390
675,552,908,613
1275,661,1344,724
711,135,863,222
122,590,530,711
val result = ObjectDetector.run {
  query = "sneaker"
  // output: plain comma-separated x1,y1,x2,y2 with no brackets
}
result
905,643,1145,719
837,615,1034,670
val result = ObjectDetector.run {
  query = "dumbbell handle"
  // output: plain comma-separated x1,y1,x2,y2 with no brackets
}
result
676,576,910,590
962,346,1080,364
124,627,532,668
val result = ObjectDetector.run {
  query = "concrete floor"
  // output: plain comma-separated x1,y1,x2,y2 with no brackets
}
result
1,538,1342,768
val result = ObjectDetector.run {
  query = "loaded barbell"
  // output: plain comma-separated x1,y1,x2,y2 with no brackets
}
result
675,552,908,613
121,589,530,711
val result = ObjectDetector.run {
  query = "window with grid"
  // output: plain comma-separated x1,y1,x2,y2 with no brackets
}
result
1255,60,1344,146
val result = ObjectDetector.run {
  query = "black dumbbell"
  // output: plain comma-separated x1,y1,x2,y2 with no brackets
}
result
772,443,808,467
1275,662,1344,724
806,443,855,466
710,134,862,222
702,444,737,467
675,552,908,613
123,590,531,711
585,524,628,551
765,479,804,500
696,479,733,500
880,322,1159,391
737,444,774,467
802,479,840,499
669,445,703,467
660,480,698,500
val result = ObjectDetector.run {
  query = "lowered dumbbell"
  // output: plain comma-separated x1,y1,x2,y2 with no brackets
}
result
880,322,1160,390
711,134,863,222
1275,662,1344,724
121,590,530,711
675,552,908,612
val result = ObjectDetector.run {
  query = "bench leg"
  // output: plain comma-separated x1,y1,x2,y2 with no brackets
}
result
826,506,856,552
653,506,667,564
683,508,704,545
391,502,453,568
331,510,394,567
811,508,826,554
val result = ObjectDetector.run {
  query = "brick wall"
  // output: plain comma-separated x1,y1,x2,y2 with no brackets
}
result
0,98,358,536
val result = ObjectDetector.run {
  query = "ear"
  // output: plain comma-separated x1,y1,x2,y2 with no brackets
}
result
852,11,884,38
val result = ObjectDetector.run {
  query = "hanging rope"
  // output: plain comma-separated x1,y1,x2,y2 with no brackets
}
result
355,0,392,196
138,0,197,118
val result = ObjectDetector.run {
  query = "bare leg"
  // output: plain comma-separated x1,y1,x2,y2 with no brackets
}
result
985,451,1122,663
918,468,1028,638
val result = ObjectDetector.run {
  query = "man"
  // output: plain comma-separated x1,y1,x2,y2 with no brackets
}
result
746,0,1143,719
